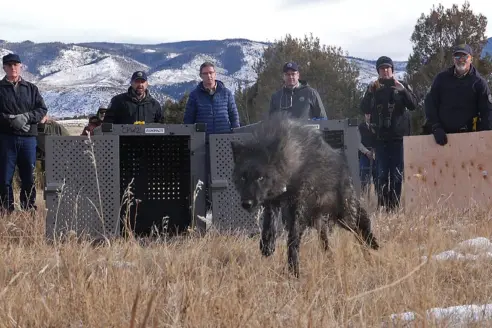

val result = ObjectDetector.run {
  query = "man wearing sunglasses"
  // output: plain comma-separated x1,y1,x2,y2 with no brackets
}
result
425,44,492,146
268,62,327,120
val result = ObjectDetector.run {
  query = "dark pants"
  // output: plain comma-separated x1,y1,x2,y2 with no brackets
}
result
375,139,403,210
0,134,37,214
359,151,377,193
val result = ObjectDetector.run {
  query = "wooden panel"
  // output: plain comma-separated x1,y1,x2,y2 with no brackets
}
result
403,131,492,213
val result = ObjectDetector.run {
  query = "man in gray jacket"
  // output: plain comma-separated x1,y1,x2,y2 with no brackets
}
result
269,62,327,119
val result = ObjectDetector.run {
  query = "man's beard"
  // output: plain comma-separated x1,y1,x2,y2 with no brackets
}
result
455,63,467,74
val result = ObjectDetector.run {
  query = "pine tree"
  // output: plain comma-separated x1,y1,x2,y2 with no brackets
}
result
235,33,363,123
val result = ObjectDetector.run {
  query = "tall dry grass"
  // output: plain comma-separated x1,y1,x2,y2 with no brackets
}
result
0,190,492,327
4,130,492,326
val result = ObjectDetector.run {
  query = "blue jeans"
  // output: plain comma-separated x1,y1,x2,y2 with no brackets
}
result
375,139,403,210
0,134,37,213
359,151,377,192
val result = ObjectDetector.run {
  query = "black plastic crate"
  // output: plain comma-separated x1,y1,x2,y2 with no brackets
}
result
119,135,191,236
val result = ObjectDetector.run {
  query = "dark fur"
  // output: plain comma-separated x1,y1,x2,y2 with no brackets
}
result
231,112,379,277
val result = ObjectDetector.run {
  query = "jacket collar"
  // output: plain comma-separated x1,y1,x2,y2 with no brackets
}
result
0,76,28,86
198,80,225,93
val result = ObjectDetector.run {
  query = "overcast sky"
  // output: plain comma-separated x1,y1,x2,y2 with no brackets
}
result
0,0,491,61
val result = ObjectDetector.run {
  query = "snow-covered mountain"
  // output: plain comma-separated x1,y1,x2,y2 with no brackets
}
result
3,37,487,118
0,39,272,118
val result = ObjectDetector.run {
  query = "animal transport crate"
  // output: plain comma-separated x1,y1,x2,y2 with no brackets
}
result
44,123,207,241
208,118,361,235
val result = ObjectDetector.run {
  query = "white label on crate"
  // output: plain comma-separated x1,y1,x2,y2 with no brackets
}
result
145,128,165,134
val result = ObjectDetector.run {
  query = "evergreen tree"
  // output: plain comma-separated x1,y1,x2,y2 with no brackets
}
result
235,33,363,123
162,92,189,124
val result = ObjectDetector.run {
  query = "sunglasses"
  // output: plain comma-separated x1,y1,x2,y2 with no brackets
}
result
453,54,470,60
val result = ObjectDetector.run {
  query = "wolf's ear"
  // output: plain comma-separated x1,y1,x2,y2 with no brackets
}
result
230,140,244,163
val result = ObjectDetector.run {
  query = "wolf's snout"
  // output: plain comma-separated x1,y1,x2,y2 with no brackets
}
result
241,199,254,210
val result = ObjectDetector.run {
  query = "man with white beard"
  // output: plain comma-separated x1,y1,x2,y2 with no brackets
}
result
425,44,492,146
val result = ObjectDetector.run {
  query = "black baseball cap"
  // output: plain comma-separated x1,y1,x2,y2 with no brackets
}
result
283,61,299,72
2,53,21,64
131,71,148,82
453,44,473,56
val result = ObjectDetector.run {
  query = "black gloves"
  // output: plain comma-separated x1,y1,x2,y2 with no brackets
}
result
431,124,447,146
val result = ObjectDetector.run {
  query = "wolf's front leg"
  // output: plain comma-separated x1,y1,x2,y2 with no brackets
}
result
260,202,281,257
286,204,305,278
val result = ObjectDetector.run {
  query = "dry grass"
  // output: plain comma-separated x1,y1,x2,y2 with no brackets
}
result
1,191,492,327
5,129,491,326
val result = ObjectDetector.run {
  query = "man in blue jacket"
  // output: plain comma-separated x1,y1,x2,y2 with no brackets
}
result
183,61,240,134
183,61,240,212
0,53,48,214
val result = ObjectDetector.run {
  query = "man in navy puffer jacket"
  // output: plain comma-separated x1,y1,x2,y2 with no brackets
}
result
183,62,240,134
184,61,240,212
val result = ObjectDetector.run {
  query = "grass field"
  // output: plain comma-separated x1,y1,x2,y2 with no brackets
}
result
17,120,492,325
2,189,492,327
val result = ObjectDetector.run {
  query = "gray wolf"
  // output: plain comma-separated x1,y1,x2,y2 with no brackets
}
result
231,111,379,277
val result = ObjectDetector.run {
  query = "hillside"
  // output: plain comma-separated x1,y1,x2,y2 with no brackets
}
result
0,38,490,118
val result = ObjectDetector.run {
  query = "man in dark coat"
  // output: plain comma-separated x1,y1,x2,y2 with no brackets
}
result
0,53,48,214
103,71,163,124
425,44,492,145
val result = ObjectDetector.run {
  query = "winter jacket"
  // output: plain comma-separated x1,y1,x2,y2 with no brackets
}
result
269,80,327,119
103,87,163,124
425,64,492,133
183,80,240,134
0,76,48,136
360,78,417,140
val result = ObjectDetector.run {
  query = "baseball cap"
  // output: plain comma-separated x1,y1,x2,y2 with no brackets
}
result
2,53,21,65
131,71,148,82
283,61,299,72
453,44,473,56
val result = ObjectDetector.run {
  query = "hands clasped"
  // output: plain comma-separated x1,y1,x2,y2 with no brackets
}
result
9,113,31,132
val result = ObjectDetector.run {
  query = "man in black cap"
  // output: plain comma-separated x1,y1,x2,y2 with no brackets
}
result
268,61,327,119
103,71,163,124
425,44,492,146
0,53,48,214
360,55,417,211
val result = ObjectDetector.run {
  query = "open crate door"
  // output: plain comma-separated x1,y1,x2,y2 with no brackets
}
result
44,135,121,241
208,133,261,235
